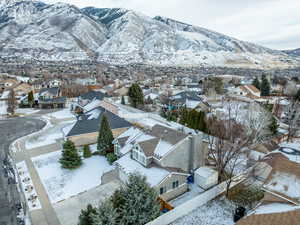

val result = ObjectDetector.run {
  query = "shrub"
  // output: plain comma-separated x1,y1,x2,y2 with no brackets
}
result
228,185,264,208
83,145,92,158
106,153,117,165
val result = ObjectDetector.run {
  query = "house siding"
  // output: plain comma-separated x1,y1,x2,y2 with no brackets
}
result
156,173,188,201
68,127,129,146
158,134,207,173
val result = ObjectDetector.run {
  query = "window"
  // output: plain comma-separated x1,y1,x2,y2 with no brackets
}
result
172,181,179,189
160,187,166,195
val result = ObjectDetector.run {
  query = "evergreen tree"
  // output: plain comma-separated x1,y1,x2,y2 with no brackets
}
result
59,140,82,169
92,201,117,225
252,77,261,90
78,204,97,225
295,89,300,101
261,74,271,96
128,83,144,108
97,114,114,154
117,174,160,225
28,90,34,107
7,89,17,115
121,96,125,105
83,145,92,158
269,116,279,135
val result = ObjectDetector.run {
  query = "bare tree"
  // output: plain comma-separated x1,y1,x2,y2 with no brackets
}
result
7,89,17,115
244,103,272,142
285,99,300,142
207,101,263,196
61,84,89,98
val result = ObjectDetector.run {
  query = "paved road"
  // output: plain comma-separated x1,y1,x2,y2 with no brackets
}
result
0,117,45,225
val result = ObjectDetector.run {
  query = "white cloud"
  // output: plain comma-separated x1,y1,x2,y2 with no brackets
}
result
43,0,300,50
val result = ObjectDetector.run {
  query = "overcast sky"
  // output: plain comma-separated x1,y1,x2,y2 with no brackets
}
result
44,0,300,50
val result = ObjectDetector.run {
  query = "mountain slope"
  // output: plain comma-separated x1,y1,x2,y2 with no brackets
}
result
0,0,298,68
283,48,300,57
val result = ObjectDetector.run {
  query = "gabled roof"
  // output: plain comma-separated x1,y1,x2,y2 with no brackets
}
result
39,96,66,104
171,91,201,103
67,106,132,137
80,91,107,101
237,204,300,225
139,138,160,157
261,153,300,204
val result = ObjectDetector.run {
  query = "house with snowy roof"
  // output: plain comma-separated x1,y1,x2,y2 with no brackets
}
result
169,91,210,111
113,124,207,201
66,106,132,146
255,151,300,206
230,85,261,99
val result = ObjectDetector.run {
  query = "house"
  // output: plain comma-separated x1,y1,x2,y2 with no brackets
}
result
74,77,97,86
11,83,33,98
236,143,300,225
38,87,66,109
113,124,207,201
47,79,62,88
169,91,211,111
232,85,261,98
170,91,202,109
236,199,300,225
0,78,19,90
78,90,107,105
66,106,132,146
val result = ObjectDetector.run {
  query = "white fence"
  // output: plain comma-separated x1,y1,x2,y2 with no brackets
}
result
146,174,245,225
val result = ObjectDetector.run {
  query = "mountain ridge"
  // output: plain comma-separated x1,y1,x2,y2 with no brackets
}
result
0,0,299,69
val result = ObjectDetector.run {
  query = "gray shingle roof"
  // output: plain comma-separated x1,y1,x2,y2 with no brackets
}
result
80,91,108,101
67,106,131,137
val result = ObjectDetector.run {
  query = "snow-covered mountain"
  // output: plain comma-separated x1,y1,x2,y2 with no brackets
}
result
0,0,298,68
283,48,300,58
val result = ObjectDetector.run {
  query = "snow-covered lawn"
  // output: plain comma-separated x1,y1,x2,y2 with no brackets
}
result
32,151,114,203
171,197,235,225
16,161,41,211
16,108,40,115
25,121,73,149
48,108,75,119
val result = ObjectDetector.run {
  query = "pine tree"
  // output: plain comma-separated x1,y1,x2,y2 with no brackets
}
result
92,201,117,225
7,89,17,115
295,89,300,101
269,116,279,135
128,83,144,108
121,96,125,105
261,74,271,96
78,204,97,225
252,77,261,90
28,90,34,107
59,140,82,169
83,145,92,158
97,114,114,155
117,174,160,225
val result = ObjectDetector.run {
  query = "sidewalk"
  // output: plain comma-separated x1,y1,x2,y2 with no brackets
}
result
12,115,65,225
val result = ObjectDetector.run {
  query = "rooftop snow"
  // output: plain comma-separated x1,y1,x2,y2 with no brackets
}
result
115,153,169,186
